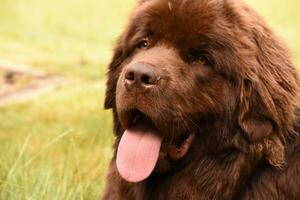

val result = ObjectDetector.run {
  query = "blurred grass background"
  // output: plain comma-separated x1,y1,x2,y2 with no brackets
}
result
0,0,299,199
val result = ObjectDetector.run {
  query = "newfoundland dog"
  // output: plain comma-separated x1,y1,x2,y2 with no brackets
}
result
102,0,300,199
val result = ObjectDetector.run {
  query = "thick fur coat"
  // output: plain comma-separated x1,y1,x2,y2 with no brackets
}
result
102,0,300,199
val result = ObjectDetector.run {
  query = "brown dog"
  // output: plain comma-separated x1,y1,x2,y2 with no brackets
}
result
102,0,300,199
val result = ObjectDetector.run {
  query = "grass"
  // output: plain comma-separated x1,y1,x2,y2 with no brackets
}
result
0,82,114,199
0,0,135,80
0,0,299,199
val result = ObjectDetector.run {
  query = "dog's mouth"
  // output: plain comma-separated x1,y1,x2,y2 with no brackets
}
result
116,109,195,183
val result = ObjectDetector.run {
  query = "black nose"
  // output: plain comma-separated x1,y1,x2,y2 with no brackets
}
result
124,63,159,90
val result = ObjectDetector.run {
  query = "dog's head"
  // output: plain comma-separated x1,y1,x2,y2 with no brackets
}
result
104,0,299,183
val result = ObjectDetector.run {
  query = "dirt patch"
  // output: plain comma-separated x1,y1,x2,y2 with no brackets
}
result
0,60,64,105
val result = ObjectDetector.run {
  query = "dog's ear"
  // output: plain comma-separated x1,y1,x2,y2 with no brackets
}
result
238,79,274,143
237,17,300,167
104,39,125,109
238,21,298,141
238,78,286,168
239,112,273,143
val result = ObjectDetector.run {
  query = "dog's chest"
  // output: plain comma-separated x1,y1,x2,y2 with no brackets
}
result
136,172,205,200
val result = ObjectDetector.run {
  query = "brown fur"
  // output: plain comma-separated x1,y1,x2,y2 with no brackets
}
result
102,0,300,199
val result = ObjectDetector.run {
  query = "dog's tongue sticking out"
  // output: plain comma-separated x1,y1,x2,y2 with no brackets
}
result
116,127,162,183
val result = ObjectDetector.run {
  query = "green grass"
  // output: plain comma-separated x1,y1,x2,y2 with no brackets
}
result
0,82,114,199
0,0,299,199
0,0,135,80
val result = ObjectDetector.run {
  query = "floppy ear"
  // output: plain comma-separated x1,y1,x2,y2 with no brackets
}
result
238,78,286,168
104,40,125,109
237,16,300,167
238,79,274,143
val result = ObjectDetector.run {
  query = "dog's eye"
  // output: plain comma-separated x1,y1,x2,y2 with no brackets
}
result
187,51,213,67
137,40,149,49
196,55,210,66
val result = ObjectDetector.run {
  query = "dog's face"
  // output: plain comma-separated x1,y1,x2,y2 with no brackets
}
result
116,0,237,139
105,0,299,183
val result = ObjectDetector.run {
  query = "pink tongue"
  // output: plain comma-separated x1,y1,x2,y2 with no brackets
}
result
116,129,162,183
